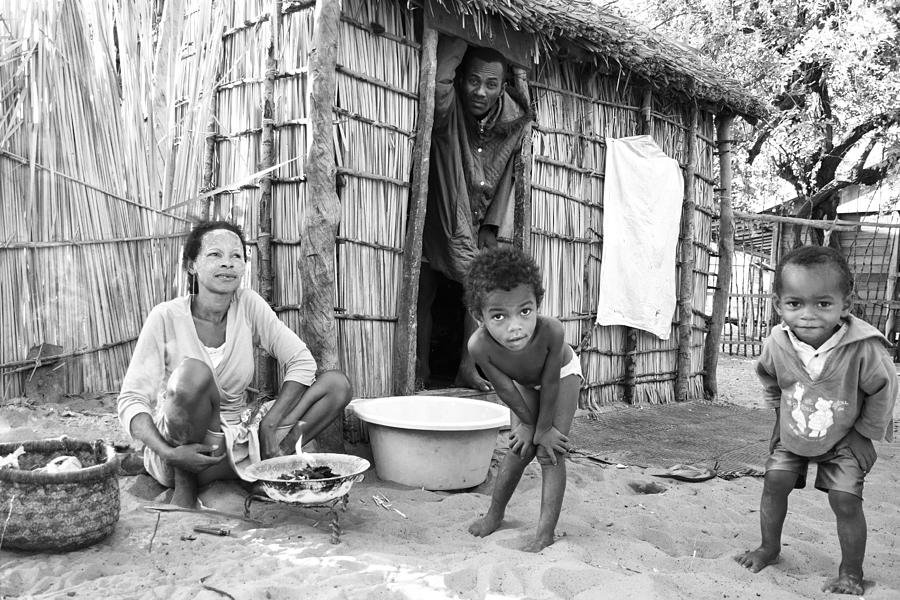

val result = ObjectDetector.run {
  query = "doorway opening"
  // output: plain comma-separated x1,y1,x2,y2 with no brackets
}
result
422,271,466,388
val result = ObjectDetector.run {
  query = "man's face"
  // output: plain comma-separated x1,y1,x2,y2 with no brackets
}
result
461,57,505,118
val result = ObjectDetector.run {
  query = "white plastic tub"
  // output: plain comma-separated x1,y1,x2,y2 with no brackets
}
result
351,396,510,490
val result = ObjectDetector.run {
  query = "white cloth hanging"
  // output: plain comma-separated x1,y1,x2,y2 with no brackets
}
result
596,135,684,340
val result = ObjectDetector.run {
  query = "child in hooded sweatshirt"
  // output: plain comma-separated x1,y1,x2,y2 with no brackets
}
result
736,245,896,595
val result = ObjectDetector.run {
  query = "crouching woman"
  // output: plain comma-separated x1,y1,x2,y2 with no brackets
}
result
117,220,351,507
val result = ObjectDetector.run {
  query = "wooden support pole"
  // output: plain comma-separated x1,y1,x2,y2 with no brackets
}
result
512,66,532,253
640,88,652,133
200,112,217,221
733,211,871,231
675,103,698,402
255,0,280,398
624,88,653,403
301,0,342,450
199,17,224,223
883,229,900,338
767,220,781,328
703,112,735,400
392,23,438,395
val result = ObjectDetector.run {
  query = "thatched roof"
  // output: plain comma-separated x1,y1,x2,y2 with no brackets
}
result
434,0,768,122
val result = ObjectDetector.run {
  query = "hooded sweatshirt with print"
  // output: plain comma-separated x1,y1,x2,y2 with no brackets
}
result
757,314,896,457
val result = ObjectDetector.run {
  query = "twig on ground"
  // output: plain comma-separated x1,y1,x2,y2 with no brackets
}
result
199,575,236,599
569,449,614,465
148,512,161,553
372,493,407,518
0,495,15,551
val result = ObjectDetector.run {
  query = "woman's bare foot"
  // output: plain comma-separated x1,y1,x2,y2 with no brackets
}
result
822,570,864,595
171,487,198,508
523,533,554,553
736,546,780,572
172,469,199,508
468,512,503,537
455,359,493,392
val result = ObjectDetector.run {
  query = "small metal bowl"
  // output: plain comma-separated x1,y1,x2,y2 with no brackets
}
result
244,453,370,505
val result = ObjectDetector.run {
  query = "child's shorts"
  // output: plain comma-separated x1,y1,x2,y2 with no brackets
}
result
766,440,868,499
530,352,584,390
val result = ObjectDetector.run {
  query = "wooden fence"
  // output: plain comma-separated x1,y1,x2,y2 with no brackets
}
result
713,210,900,358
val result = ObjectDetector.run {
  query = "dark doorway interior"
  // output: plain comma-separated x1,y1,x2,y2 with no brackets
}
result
425,271,466,387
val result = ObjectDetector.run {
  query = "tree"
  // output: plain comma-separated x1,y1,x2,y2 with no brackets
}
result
619,0,900,233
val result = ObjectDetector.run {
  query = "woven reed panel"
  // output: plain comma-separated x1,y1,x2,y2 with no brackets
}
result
332,0,419,398
0,0,199,396
529,61,643,408
527,61,718,406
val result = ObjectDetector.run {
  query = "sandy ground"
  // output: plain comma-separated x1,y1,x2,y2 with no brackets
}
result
1,354,899,600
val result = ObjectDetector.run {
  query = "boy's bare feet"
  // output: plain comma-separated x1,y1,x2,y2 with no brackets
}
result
523,534,554,553
468,512,503,537
736,546,780,572
822,570,864,595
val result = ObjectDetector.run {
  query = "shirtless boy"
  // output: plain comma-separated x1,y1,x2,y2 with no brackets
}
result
464,247,583,551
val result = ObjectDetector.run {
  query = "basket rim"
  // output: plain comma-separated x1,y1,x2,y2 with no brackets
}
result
0,437,119,484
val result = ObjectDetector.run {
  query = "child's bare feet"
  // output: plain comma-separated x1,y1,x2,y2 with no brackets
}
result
523,534,554,553
822,570,864,595
736,546,780,572
468,512,503,537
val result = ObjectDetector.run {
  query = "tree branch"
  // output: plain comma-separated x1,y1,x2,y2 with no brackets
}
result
849,135,879,180
826,109,900,169
748,118,780,164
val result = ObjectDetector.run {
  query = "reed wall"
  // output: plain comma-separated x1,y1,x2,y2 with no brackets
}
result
528,62,716,407
2,0,725,407
205,0,418,398
332,0,418,398
0,0,204,398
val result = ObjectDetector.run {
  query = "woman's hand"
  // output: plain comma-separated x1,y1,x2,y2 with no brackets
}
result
258,426,286,461
165,443,225,473
533,427,569,466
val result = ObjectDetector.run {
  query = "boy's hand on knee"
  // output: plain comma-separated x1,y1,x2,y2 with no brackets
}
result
509,424,534,457
533,427,569,466
842,428,876,473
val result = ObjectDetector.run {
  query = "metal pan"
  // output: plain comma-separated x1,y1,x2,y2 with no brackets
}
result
243,453,370,505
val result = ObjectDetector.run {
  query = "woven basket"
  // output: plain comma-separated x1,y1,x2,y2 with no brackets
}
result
0,437,120,552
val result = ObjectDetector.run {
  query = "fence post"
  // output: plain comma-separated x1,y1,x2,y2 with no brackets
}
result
703,112,735,400
675,103,699,402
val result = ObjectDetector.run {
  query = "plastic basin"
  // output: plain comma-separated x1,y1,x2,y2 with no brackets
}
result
351,396,510,490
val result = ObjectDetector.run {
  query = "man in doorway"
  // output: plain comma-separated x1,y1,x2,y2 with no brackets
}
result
417,35,533,391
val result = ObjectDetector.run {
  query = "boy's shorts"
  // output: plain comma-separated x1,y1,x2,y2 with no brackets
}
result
511,353,583,465
766,440,868,499
530,352,584,390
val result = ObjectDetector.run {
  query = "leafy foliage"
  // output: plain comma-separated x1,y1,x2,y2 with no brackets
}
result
619,0,900,214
